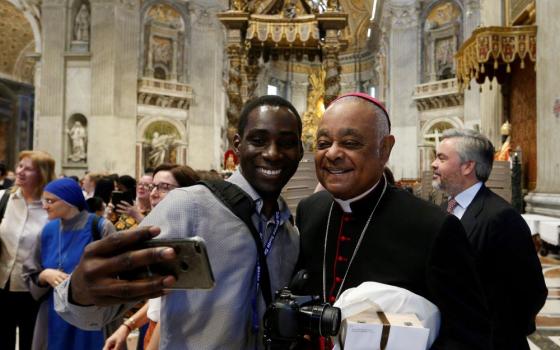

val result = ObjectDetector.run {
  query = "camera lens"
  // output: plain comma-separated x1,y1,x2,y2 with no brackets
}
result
300,304,341,337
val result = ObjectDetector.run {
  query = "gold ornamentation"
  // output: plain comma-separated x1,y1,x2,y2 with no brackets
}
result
455,25,537,90
147,4,181,23
302,67,325,150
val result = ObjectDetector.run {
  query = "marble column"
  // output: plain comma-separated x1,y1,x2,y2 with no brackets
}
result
462,0,482,129
88,0,140,174
322,28,342,106
36,0,67,173
386,1,420,180
525,0,560,216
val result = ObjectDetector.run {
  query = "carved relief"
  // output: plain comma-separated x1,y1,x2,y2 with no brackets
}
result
190,3,221,29
143,121,180,168
389,4,419,29
152,37,172,65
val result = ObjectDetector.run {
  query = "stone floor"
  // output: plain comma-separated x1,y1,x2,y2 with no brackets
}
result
528,255,560,349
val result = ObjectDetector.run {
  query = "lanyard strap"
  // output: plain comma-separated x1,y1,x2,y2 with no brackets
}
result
252,211,281,335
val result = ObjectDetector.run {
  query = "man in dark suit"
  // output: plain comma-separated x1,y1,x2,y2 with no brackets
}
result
432,128,547,350
296,92,492,349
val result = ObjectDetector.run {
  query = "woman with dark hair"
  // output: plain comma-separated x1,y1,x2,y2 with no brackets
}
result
93,177,115,207
104,163,199,350
116,175,137,199
24,178,116,349
0,150,56,350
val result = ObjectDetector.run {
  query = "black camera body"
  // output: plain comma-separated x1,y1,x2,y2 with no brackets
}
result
263,287,341,349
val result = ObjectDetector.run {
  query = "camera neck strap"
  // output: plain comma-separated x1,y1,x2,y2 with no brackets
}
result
198,180,274,306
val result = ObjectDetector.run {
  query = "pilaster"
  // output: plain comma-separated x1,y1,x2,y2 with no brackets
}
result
526,0,560,216
36,0,67,170
386,1,420,179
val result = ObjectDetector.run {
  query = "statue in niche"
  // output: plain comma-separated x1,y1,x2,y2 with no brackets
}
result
67,121,87,162
74,4,90,42
148,131,175,167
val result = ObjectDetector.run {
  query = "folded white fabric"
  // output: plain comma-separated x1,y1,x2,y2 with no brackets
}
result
332,281,441,349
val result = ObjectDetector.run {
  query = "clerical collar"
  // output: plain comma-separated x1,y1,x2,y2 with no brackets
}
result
333,180,380,213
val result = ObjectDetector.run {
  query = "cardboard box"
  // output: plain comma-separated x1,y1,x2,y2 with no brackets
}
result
339,311,429,350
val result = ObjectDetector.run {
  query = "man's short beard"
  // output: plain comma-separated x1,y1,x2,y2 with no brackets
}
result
432,180,442,191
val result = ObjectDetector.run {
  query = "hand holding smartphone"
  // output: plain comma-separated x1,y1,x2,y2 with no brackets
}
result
111,191,134,206
122,237,215,290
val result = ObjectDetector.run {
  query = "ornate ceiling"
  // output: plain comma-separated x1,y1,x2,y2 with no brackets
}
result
339,0,373,52
0,0,377,85
0,0,35,83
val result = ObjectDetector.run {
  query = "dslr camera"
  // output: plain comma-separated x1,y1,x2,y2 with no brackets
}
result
263,287,341,349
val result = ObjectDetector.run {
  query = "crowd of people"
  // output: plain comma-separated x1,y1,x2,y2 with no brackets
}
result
0,93,547,350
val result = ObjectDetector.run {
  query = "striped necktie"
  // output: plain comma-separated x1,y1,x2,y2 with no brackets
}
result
447,197,458,214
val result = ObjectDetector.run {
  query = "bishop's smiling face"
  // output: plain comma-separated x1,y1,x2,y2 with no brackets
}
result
233,105,303,199
315,99,393,200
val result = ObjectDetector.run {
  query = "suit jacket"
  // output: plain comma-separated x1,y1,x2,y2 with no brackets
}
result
460,185,547,350
296,180,492,350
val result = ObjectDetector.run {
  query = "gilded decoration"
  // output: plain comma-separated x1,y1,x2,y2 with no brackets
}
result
302,67,325,149
455,25,537,90
0,1,35,79
218,0,347,142
147,3,182,28
426,1,460,28
338,0,368,51
246,16,320,47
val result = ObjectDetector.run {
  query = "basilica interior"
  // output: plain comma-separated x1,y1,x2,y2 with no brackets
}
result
1,0,560,347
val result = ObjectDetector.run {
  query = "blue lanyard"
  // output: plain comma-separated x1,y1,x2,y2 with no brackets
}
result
251,211,281,338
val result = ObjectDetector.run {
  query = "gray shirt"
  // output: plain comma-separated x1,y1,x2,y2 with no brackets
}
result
55,171,300,349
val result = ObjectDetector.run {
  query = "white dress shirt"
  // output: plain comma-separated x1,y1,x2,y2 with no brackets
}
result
450,182,483,219
0,188,48,291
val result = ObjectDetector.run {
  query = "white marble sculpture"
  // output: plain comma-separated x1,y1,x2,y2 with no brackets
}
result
149,131,175,167
74,4,90,42
67,121,87,162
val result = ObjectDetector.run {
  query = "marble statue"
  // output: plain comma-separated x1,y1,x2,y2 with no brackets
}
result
149,132,175,167
74,4,90,42
67,121,87,162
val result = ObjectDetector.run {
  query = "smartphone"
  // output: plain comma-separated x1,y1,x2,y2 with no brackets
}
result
111,190,134,205
125,237,215,290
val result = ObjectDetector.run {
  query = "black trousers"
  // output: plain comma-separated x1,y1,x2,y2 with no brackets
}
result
0,287,39,350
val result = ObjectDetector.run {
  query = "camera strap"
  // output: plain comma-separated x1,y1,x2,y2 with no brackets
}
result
198,180,274,306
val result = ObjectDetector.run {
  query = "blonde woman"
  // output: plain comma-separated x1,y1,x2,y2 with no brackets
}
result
0,150,55,350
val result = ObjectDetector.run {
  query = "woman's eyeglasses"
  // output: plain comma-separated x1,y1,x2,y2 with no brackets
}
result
146,182,178,193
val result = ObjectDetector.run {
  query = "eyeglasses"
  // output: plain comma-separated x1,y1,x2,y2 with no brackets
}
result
138,183,152,190
41,198,59,205
147,182,178,193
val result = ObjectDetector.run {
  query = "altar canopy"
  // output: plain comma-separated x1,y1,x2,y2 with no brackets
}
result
218,0,347,141
455,25,537,90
